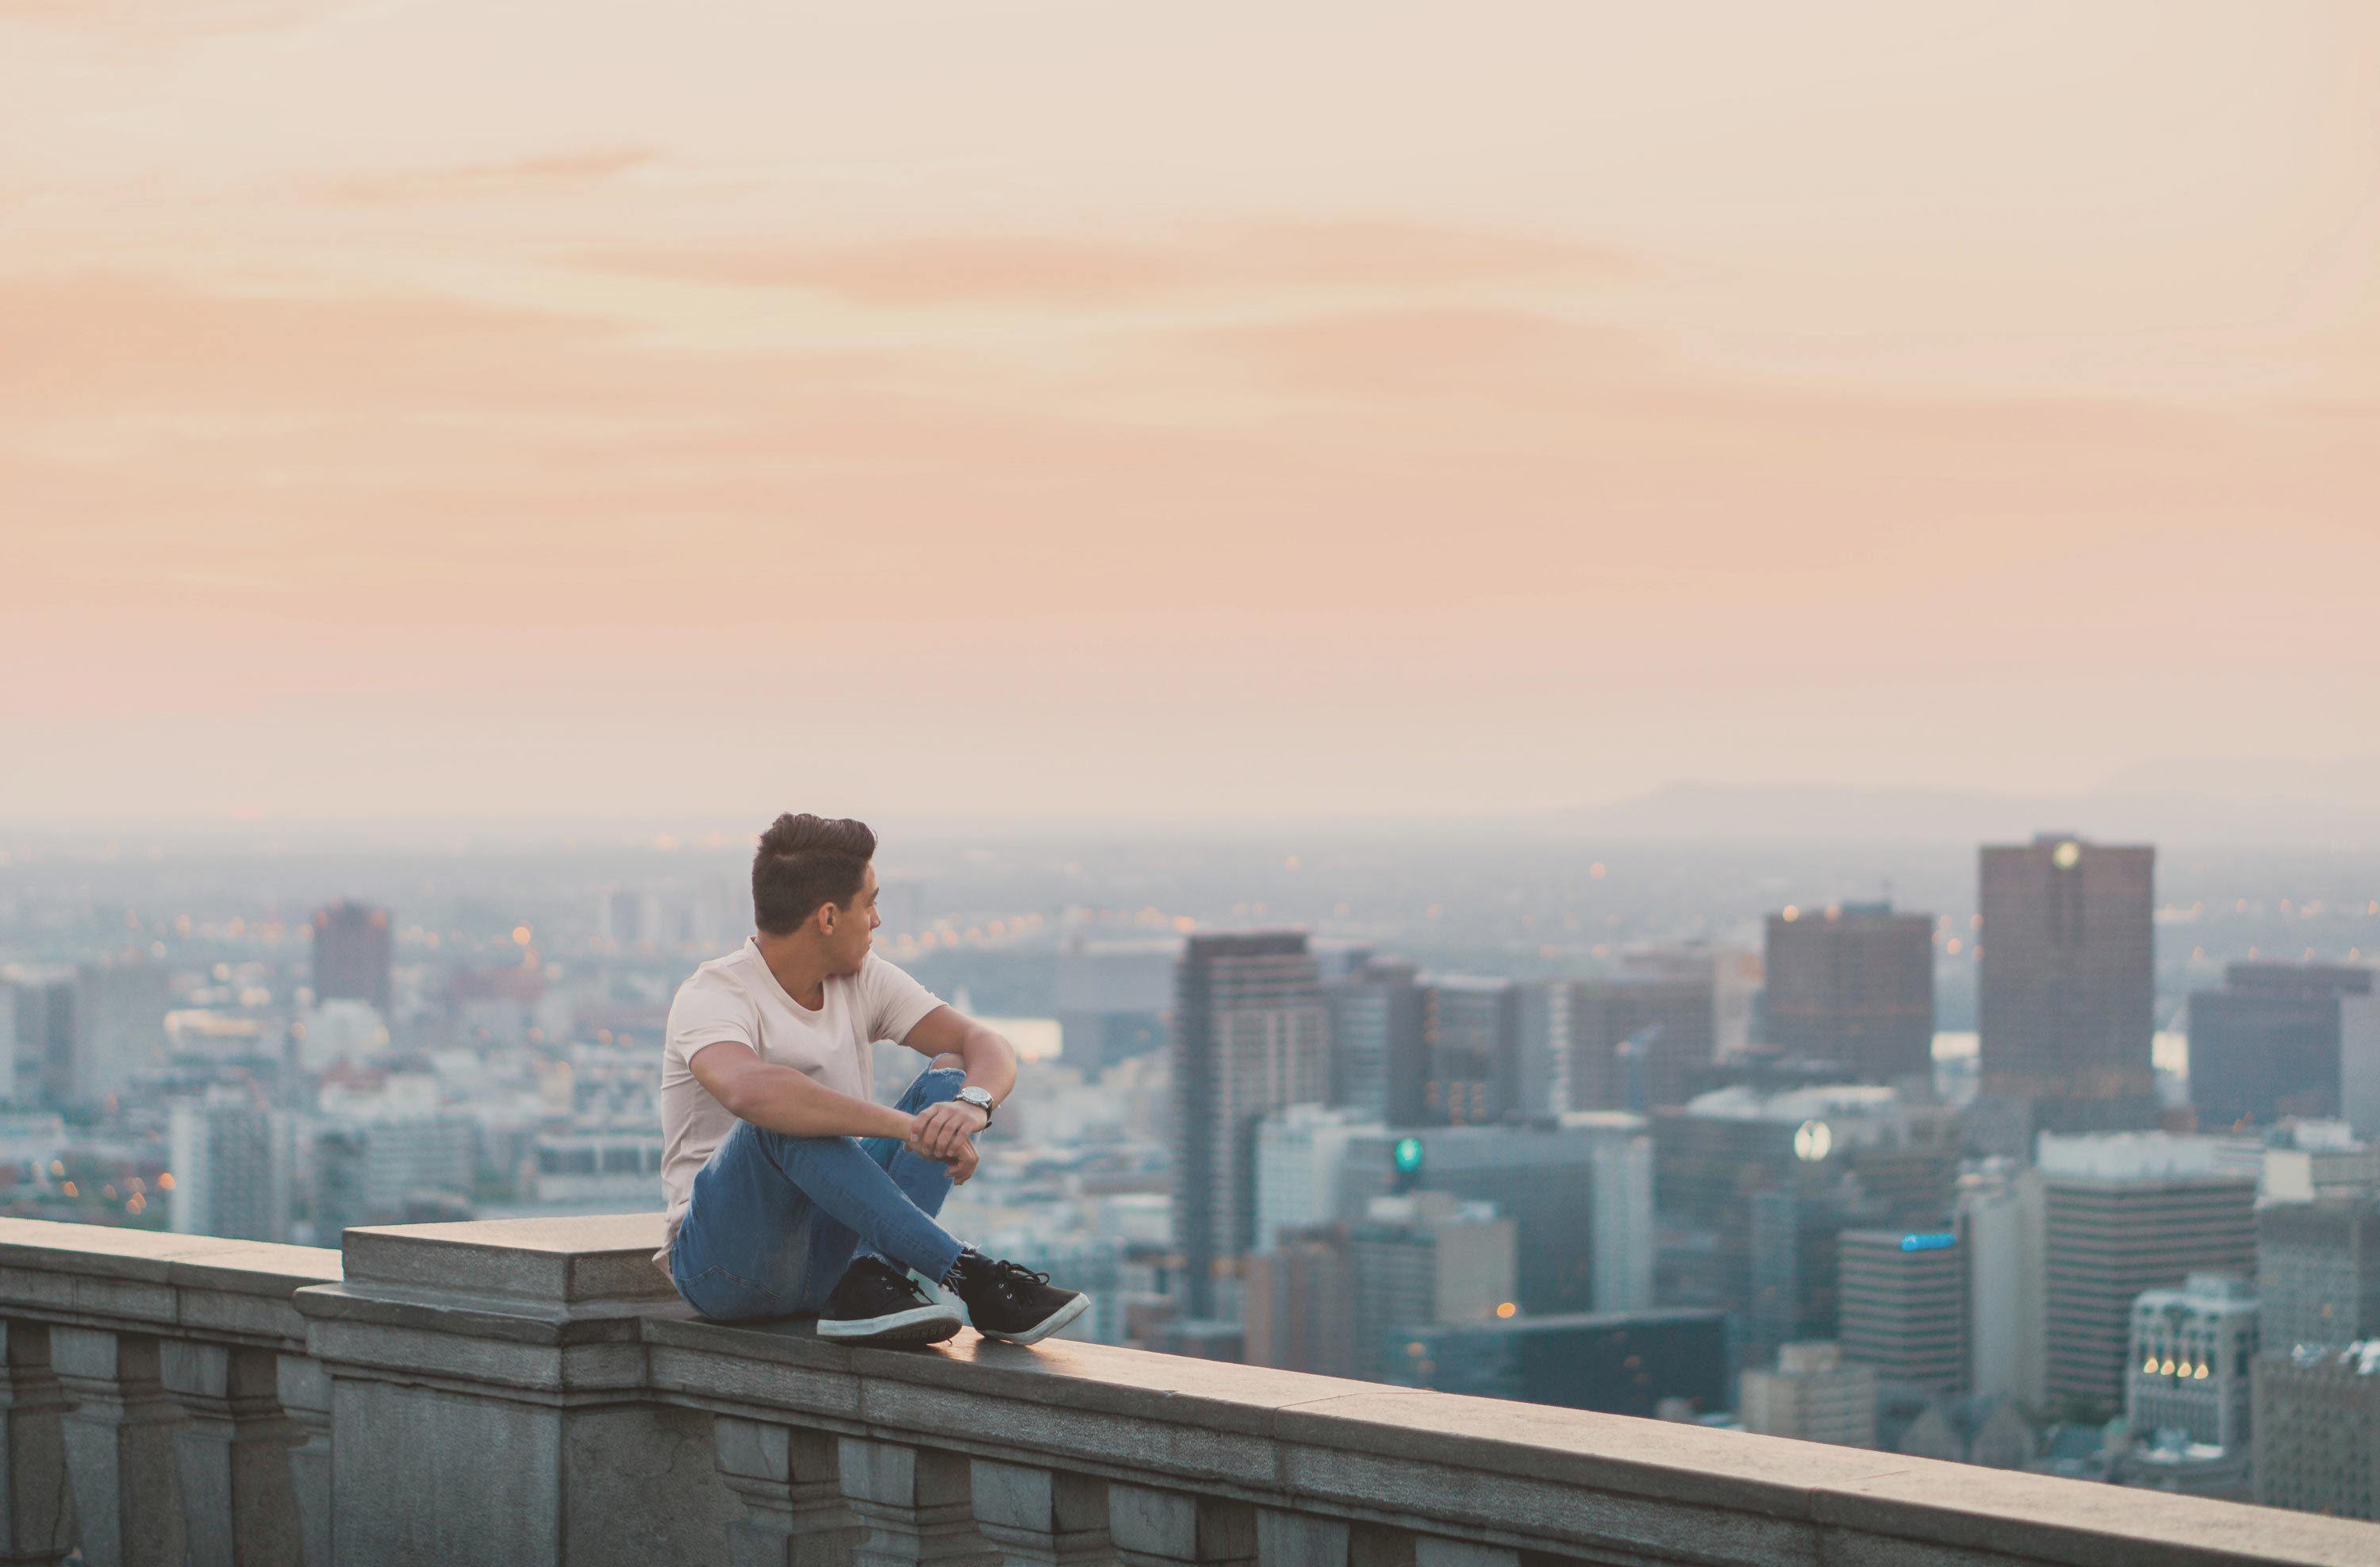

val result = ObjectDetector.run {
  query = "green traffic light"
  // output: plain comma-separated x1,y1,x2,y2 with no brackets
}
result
1393,1136,1424,1173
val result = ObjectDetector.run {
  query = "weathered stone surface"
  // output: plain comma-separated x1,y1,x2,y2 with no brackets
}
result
328,1377,559,1567
53,1328,189,1567
340,1216,671,1305
716,1416,865,1567
0,1321,75,1567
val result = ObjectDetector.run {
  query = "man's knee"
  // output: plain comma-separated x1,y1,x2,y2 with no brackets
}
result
905,1062,965,1107
926,1054,965,1074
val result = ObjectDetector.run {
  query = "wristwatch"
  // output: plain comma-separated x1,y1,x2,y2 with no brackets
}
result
955,1086,996,1126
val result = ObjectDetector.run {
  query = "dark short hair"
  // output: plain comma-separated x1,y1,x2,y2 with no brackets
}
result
751,813,876,935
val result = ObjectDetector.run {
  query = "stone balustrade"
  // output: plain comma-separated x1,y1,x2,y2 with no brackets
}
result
0,1212,2371,1566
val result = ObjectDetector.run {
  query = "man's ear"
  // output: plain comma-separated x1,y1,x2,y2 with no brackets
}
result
814,901,837,937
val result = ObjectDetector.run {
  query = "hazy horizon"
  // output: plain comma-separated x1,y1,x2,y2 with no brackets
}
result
7,2,2378,824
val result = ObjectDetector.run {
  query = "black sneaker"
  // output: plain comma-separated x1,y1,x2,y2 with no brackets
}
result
946,1250,1090,1345
816,1256,962,1345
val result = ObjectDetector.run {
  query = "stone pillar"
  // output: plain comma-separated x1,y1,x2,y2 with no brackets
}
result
160,1341,303,1567
838,1439,997,1567
51,1328,188,1567
276,1356,331,1567
1106,1486,1256,1567
0,1323,73,1567
1254,1510,1345,1567
969,1459,1113,1565
713,1417,863,1567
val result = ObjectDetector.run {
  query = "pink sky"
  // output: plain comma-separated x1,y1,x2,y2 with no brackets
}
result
5,2,2377,823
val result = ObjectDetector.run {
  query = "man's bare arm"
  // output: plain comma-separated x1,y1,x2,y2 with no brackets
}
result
688,1041,916,1142
899,1004,1019,1160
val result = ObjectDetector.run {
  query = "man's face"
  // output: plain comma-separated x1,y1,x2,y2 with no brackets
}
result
822,862,881,974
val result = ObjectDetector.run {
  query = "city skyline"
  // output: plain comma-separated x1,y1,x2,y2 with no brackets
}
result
7,2,2379,822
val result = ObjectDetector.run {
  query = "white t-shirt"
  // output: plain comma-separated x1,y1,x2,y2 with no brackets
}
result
656,940,943,1260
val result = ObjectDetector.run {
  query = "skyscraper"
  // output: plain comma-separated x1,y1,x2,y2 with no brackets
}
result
170,1094,293,1243
71,958,171,1105
1416,976,1520,1127
1763,902,1936,1085
1349,1193,1514,1381
1977,835,2157,1137
2258,1199,2380,1351
2255,1343,2380,1519
1326,957,1422,1124
2038,1134,2257,1410
313,901,394,1016
2188,962,2374,1132
1738,1342,1878,1448
1170,931,1330,1317
1568,974,1716,1113
1838,1229,1966,1396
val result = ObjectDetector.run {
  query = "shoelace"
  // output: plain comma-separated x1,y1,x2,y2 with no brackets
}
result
987,1261,1051,1300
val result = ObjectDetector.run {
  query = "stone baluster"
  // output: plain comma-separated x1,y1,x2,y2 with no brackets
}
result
713,1417,864,1567
50,1328,187,1567
968,1460,1113,1566
1106,1486,1255,1567
0,1323,74,1567
274,1356,330,1567
838,1439,998,1567
159,1342,303,1567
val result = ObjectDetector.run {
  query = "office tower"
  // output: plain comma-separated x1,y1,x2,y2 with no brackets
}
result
1335,1117,1642,1316
1170,931,1330,1317
2259,1200,2380,1350
1349,1193,1514,1381
1514,981,1571,1117
1976,835,2157,1138
312,901,394,1016
1253,1104,1378,1251
1385,1309,1728,1417
1960,1165,2047,1405
71,958,172,1105
1653,1083,1959,1366
2189,962,2375,1131
1568,972,1716,1114
1326,957,1422,1124
1242,1225,1358,1377
1055,937,1179,1081
1737,1342,1878,1448
1572,1112,1656,1312
6,976,75,1106
2038,1134,2257,1410
1416,976,1520,1127
2345,981,2380,1141
2260,1121,2380,1204
1763,903,1936,1085
2125,1273,2255,1451
1838,1230,1966,1396
2254,1343,2380,1519
169,1095,293,1242
312,1116,479,1240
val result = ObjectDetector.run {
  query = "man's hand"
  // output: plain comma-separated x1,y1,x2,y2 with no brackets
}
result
907,1098,988,1164
940,1138,979,1185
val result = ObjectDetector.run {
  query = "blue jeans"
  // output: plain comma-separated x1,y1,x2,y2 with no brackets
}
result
670,1066,971,1322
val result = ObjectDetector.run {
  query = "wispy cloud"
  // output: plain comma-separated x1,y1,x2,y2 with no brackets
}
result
309,147,666,205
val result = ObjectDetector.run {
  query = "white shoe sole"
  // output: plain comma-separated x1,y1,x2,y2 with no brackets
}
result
816,1304,963,1345
974,1291,1091,1346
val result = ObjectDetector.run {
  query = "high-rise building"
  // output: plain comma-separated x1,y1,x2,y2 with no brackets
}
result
6,975,75,1105
1169,931,1330,1317
2259,1120,2380,1204
1838,1229,1966,1395
2254,1342,2380,1519
2259,1199,2380,1351
1415,976,1520,1127
312,1116,479,1241
1349,1193,1515,1381
71,958,171,1105
1763,903,1936,1085
1054,937,1179,1081
169,1094,292,1243
1326,957,1422,1125
1976,835,2158,1138
1252,1104,1377,1251
2125,1273,2255,1452
1568,973,1717,1114
1514,981,1572,1118
1738,1341,1877,1448
1654,1083,1959,1367
1242,1225,1357,1377
1959,1164,2047,1406
1334,1116,1648,1316
1384,1309,1728,1418
312,901,394,1016
2038,1134,2257,1410
2188,962,2375,1132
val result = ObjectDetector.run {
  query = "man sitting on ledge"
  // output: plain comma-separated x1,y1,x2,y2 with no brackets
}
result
658,812,1087,1346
